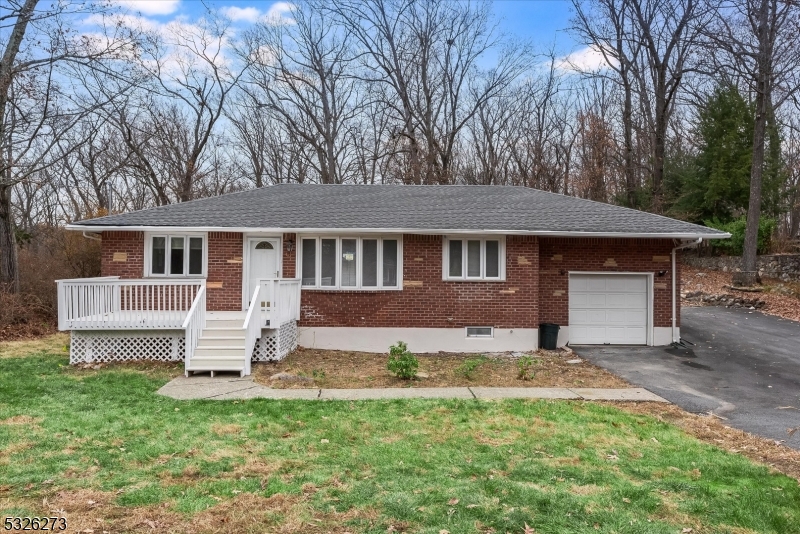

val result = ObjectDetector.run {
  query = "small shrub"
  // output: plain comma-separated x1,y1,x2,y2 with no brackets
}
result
517,356,539,381
312,369,326,380
387,341,419,379
456,356,488,380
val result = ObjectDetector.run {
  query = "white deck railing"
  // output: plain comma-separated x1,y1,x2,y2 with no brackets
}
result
258,278,301,326
56,277,206,330
182,286,206,372
242,286,261,376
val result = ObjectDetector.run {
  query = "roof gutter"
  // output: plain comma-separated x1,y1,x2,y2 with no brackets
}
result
672,238,703,344
64,224,731,240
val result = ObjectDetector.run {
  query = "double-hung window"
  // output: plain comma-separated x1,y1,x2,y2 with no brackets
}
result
300,236,401,289
444,237,504,280
148,234,205,277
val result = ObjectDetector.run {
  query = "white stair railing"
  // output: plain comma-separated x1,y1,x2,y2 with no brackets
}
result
242,285,261,376
276,279,302,324
257,278,301,326
182,286,206,374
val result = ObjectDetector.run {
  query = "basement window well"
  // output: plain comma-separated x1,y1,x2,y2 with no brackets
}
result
466,327,494,338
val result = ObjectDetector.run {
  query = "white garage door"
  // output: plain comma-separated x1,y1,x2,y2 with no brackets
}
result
569,274,648,345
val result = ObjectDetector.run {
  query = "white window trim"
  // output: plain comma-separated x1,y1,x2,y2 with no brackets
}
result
143,232,208,278
466,326,494,338
297,235,403,291
442,236,506,281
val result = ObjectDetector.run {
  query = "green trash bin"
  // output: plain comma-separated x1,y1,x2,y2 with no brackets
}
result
539,323,560,350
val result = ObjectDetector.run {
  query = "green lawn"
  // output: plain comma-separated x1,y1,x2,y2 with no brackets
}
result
1,344,799,533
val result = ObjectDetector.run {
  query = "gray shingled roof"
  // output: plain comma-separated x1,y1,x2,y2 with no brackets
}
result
69,184,728,238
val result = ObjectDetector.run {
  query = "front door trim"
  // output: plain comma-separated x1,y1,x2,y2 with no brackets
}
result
242,235,282,310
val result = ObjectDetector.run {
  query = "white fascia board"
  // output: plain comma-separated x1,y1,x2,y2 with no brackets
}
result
65,224,730,240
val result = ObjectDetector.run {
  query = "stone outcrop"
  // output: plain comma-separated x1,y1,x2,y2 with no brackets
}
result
682,290,766,309
682,253,800,282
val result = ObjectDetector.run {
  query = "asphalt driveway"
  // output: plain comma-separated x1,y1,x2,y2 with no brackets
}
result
575,306,800,448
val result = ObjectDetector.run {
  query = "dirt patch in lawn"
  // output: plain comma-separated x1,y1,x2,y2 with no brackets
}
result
9,486,378,534
615,401,800,482
682,265,800,322
253,347,630,389
0,333,68,358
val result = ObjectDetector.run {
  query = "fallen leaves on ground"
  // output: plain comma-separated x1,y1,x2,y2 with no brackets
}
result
255,347,629,389
682,265,800,322
616,401,800,481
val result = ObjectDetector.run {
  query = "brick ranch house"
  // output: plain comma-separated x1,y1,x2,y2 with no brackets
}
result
59,184,728,376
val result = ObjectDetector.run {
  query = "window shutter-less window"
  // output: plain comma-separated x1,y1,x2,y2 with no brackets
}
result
362,239,378,287
341,239,357,287
467,240,481,277
152,237,166,275
188,237,203,275
301,239,316,286
170,237,185,275
321,239,337,286
383,239,398,287
448,240,462,277
485,240,499,278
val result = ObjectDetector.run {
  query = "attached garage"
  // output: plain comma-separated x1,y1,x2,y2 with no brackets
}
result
568,273,650,345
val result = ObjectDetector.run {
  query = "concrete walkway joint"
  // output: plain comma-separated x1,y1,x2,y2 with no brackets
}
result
156,376,668,403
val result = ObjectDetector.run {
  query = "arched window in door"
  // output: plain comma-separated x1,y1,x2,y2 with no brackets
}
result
255,241,274,250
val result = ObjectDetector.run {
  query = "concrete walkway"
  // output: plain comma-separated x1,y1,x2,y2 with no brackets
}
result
156,375,668,402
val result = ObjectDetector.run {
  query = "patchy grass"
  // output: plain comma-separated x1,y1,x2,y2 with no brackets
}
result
0,332,68,359
1,352,799,533
255,347,629,389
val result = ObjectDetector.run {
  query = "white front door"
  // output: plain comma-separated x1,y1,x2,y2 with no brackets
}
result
247,239,280,307
568,273,649,345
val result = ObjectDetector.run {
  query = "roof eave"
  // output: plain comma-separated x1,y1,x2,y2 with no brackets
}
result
65,224,730,240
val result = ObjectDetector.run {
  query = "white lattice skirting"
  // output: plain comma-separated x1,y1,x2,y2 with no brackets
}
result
253,321,298,362
70,321,298,364
70,330,186,364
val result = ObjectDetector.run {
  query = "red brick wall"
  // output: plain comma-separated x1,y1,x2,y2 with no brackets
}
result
101,231,244,311
283,233,297,278
299,235,540,329
101,231,144,278
206,232,244,311
538,238,679,328
100,231,681,328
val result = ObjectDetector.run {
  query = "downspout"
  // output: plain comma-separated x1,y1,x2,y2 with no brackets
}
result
82,231,102,241
672,238,702,343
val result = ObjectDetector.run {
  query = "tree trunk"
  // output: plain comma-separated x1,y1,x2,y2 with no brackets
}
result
651,87,667,213
622,75,637,208
0,184,19,292
734,0,771,287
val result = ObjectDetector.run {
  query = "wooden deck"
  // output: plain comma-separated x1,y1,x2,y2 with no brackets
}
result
62,310,275,330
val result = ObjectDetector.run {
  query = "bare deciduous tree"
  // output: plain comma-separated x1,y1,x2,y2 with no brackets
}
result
1,0,136,291
705,0,800,285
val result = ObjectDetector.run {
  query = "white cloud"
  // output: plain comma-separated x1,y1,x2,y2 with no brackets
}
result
265,2,295,24
221,6,262,22
556,45,618,73
113,0,181,16
85,12,160,33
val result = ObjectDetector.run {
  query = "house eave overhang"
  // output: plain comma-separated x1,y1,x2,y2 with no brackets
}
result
65,224,731,240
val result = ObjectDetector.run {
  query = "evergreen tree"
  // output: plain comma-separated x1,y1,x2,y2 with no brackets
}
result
673,86,753,223
670,85,784,225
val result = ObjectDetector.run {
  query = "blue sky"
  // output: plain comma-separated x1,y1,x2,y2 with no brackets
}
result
493,0,575,51
110,0,584,58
